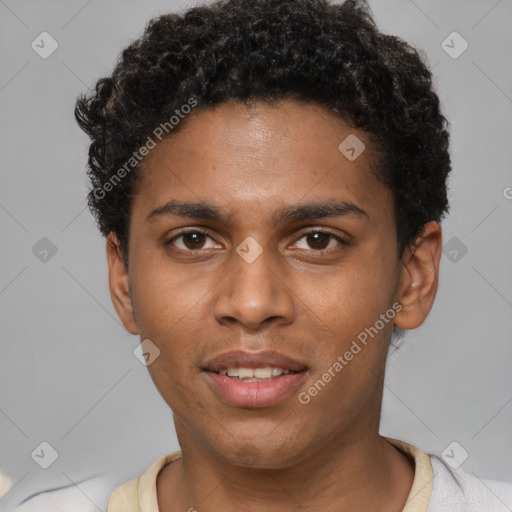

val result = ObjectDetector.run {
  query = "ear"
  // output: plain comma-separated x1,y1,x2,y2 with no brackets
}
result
106,233,138,335
394,222,442,330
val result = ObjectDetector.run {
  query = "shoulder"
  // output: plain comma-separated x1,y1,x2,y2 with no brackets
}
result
105,476,139,512
107,450,182,512
11,475,115,512
9,451,181,512
428,454,512,512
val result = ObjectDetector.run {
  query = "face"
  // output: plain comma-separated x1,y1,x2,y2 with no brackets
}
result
107,100,441,468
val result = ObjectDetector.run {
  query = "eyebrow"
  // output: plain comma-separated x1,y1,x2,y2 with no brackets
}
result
146,199,368,225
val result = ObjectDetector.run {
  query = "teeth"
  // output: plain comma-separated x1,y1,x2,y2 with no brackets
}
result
221,367,295,379
253,367,272,379
238,368,253,379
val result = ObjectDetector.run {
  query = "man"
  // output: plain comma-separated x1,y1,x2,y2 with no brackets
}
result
28,0,510,510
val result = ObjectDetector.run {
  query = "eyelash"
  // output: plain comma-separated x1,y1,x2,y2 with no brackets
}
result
165,227,350,253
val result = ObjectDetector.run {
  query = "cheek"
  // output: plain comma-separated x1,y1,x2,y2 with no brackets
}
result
129,251,208,338
129,261,210,392
297,254,397,349
294,252,397,420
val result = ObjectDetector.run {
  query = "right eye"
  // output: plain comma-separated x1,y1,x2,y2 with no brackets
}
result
165,228,222,252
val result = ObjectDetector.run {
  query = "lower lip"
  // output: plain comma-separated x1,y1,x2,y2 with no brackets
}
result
204,371,307,408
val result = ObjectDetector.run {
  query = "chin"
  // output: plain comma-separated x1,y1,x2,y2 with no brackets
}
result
216,438,304,470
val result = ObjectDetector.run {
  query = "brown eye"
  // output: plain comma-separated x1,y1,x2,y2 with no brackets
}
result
306,232,330,250
165,229,222,253
181,232,206,250
292,229,348,252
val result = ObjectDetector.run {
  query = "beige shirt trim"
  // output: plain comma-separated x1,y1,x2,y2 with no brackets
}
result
106,437,433,512
387,437,434,512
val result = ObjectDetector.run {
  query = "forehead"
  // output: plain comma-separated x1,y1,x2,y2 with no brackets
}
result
133,100,392,225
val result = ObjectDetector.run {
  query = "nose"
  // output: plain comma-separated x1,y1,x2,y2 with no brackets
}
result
212,244,295,331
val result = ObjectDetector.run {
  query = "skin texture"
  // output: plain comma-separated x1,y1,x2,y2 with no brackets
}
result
107,100,442,511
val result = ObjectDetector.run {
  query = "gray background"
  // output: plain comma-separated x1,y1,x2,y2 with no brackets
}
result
1,0,511,508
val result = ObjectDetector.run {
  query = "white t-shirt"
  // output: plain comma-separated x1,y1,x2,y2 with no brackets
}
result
9,438,512,512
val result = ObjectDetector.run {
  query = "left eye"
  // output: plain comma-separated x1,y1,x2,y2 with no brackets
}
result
293,231,346,251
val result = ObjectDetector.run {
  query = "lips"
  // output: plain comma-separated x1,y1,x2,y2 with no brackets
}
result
202,350,308,408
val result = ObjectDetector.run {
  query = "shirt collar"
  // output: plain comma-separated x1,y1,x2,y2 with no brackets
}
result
135,437,434,512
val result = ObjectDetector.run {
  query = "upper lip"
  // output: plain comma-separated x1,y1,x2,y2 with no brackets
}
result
203,350,308,373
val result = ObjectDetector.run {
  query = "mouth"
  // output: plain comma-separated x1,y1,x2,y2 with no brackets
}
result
202,350,308,408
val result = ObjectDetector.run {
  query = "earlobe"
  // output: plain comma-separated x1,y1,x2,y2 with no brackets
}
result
106,233,138,335
394,222,442,331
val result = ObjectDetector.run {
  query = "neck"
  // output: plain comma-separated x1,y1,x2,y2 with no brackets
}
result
157,425,415,512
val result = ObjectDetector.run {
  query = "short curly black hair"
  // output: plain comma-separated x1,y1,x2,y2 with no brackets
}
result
75,0,451,267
